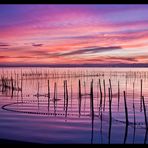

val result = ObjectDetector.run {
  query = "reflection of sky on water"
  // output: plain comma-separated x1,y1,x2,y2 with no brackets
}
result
0,67,148,143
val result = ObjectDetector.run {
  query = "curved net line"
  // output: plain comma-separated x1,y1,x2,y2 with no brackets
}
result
1,100,92,118
1,99,147,129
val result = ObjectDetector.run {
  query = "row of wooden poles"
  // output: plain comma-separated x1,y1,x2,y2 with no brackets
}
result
1,74,146,128
2,69,148,77
0,76,22,94
3,69,148,82
1,74,146,129
34,78,148,130
1,70,105,79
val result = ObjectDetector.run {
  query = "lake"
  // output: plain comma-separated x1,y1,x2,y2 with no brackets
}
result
0,67,148,144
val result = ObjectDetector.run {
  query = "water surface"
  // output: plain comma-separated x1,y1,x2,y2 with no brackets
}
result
0,67,148,144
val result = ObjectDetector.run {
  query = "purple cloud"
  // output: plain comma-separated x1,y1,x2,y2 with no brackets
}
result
0,42,10,46
57,46,122,56
32,43,43,47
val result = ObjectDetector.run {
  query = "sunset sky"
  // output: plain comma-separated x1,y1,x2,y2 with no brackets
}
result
0,4,148,65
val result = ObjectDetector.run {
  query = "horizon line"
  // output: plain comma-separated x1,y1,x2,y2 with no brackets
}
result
0,63,148,68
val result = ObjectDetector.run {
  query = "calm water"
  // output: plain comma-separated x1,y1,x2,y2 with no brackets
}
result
0,67,148,144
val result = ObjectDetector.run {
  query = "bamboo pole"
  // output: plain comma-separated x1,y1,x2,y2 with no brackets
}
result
37,82,40,109
71,81,73,110
65,80,68,117
53,82,57,101
21,73,23,92
48,80,50,98
66,80,68,104
53,82,57,115
141,79,143,98
90,79,94,119
140,79,143,112
109,79,112,102
109,88,112,122
123,122,128,144
99,79,102,107
103,79,106,111
118,80,120,111
64,80,66,110
78,79,81,99
142,96,148,129
108,87,112,144
132,82,136,144
78,79,82,117
123,91,128,125
48,80,50,111
133,82,136,125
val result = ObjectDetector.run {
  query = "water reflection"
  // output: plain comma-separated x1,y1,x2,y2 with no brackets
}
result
0,68,148,144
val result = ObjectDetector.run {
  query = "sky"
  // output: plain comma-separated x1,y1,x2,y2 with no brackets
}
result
0,4,148,65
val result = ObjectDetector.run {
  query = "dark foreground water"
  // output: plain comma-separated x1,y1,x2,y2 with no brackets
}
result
0,67,148,144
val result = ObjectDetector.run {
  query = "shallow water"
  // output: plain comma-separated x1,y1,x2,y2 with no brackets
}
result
0,67,148,144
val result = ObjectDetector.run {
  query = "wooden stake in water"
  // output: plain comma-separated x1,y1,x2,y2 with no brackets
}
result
118,80,120,111
132,82,136,144
141,79,143,98
11,77,14,98
109,79,112,101
140,79,143,112
90,79,94,119
21,73,23,92
65,80,69,117
78,79,81,99
108,87,112,144
103,79,106,111
91,100,94,144
11,77,14,90
123,91,128,125
99,79,102,107
142,96,148,129
65,80,68,103
53,82,57,115
133,82,135,103
133,82,136,123
37,82,39,95
125,79,127,95
16,74,19,90
71,81,73,110
48,80,50,111
124,121,128,144
48,80,50,98
64,80,66,110
71,80,73,100
37,82,40,109
109,88,112,122
53,82,57,101
97,80,99,103
78,79,82,117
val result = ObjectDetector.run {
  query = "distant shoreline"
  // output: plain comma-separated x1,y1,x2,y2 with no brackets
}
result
0,64,148,68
